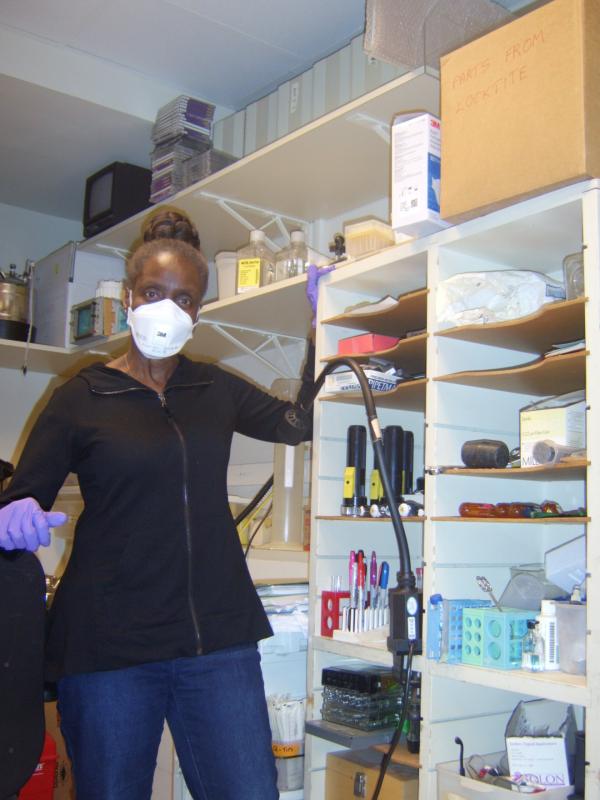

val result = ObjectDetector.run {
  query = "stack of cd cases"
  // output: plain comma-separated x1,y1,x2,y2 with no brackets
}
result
183,148,238,187
150,95,215,203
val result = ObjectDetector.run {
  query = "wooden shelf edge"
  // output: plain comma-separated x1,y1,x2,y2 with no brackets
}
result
438,460,589,477
322,288,428,327
316,515,424,523
431,516,589,523
434,348,587,384
435,297,586,341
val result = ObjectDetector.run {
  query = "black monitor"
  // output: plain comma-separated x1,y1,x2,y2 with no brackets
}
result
83,162,152,239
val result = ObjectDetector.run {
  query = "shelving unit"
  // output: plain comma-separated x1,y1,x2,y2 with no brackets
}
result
309,179,600,799
4,63,600,799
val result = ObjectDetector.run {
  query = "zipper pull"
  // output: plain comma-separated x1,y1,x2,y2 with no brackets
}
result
158,392,172,415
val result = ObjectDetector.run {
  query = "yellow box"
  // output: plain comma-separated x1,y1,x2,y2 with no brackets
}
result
326,748,418,800
440,0,600,222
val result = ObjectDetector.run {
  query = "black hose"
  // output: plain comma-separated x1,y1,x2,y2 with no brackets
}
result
234,475,273,527
244,502,273,558
305,357,413,579
371,644,415,800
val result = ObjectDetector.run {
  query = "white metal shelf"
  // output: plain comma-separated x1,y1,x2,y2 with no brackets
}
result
0,274,312,376
429,661,589,707
78,68,440,262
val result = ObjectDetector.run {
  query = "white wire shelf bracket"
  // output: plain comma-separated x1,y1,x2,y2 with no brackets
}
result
194,190,310,250
196,318,306,379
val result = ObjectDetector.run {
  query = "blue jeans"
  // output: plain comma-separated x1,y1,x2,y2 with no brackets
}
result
57,644,279,800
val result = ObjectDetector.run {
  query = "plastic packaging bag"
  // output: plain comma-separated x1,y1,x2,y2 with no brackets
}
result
436,270,565,328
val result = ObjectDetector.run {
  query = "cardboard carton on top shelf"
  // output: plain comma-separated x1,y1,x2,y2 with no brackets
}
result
440,0,600,223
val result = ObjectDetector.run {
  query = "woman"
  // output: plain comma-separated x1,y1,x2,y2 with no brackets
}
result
0,213,329,799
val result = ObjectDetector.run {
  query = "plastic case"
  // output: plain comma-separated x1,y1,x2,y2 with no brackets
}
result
437,754,573,799
344,219,396,259
462,607,536,669
426,598,491,663
555,601,587,675
321,684,403,730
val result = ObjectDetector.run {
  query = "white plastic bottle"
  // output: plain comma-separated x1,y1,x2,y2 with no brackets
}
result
270,379,305,547
235,230,275,294
274,230,308,282
537,600,560,670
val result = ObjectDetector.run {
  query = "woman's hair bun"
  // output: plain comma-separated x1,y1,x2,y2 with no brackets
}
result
142,210,201,250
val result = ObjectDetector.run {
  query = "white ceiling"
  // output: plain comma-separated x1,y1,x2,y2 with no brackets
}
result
0,0,529,225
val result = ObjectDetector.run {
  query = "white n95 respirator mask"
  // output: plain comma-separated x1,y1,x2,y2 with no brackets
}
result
127,298,197,359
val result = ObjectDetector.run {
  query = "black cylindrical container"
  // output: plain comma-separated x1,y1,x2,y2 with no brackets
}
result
342,425,367,515
383,426,404,505
461,439,510,469
402,431,414,494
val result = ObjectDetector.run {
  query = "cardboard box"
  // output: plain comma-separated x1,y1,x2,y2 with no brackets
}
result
519,390,586,467
326,748,418,800
437,752,573,799
324,368,400,393
391,113,450,238
337,333,400,356
440,0,600,222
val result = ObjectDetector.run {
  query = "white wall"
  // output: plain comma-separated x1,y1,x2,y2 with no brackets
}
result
0,202,82,269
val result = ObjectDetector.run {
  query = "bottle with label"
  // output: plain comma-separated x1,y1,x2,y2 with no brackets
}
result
521,620,544,672
274,230,308,282
235,230,275,294
537,600,560,670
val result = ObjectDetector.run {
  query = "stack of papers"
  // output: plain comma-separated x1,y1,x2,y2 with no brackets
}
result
544,339,585,358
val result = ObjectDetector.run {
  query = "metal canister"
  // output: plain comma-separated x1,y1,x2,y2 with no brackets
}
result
0,264,34,341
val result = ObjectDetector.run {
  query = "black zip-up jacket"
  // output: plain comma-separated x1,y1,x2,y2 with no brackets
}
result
0,354,313,681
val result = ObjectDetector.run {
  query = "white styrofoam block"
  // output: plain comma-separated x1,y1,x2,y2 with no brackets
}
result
312,42,352,120
277,70,313,137
244,91,278,156
350,34,407,99
212,110,245,159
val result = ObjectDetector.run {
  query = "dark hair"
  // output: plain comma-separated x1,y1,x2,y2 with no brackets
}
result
125,239,209,299
141,210,201,250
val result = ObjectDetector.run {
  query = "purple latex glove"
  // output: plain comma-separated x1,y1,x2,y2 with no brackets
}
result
306,263,335,326
0,497,67,551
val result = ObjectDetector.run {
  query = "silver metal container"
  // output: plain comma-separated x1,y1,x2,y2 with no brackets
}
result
0,277,29,323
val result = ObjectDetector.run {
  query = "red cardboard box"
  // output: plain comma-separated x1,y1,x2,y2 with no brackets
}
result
337,333,399,356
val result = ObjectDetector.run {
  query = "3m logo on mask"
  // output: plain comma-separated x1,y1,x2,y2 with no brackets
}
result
127,299,197,359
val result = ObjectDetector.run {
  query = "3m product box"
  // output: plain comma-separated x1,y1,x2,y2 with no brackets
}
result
520,390,586,467
440,0,600,223
391,113,450,238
